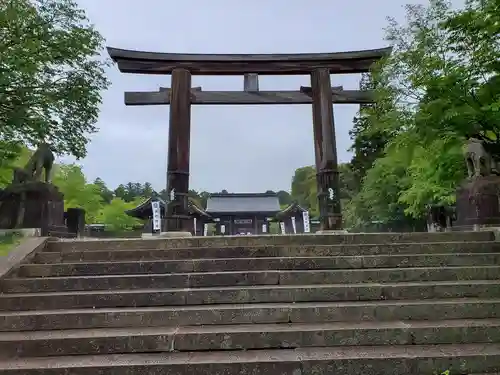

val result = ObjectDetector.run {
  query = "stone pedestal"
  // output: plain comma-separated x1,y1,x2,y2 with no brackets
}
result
0,182,64,233
158,231,192,238
427,204,455,232
65,208,86,237
455,176,500,227
316,230,349,234
141,231,192,239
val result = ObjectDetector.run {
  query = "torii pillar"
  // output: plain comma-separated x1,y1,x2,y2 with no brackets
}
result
166,68,192,232
310,68,342,231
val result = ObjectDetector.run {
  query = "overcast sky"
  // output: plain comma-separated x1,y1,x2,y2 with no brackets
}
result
65,0,461,193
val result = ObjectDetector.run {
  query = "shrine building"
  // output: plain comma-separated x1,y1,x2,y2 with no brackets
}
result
125,192,310,236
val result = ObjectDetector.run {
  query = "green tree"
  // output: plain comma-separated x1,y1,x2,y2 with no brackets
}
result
198,191,210,209
93,178,114,204
398,137,465,216
290,164,355,218
114,184,127,201
445,0,499,76
390,0,498,216
142,182,154,198
276,190,292,206
411,0,500,145
349,73,391,189
114,182,145,202
0,145,32,187
344,0,500,226
98,198,141,232
0,0,110,158
338,163,357,202
291,166,318,216
52,164,103,223
344,0,456,225
344,146,412,229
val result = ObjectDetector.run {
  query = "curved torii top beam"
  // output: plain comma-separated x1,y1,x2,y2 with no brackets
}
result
107,46,392,75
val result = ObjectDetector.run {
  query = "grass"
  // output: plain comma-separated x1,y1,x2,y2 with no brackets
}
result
0,233,22,256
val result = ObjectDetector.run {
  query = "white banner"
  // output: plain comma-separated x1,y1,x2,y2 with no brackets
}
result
151,201,161,231
220,224,226,234
262,224,267,233
280,222,286,234
203,223,208,236
302,211,310,233
291,217,297,234
193,217,197,235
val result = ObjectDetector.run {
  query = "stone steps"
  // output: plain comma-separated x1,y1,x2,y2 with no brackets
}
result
1,298,500,332
1,233,500,374
2,280,499,311
36,241,500,262
1,344,500,374
1,319,500,358
19,253,500,276
3,266,500,293
45,231,495,253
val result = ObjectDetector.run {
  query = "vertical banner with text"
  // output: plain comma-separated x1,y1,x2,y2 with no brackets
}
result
151,201,161,233
302,211,311,233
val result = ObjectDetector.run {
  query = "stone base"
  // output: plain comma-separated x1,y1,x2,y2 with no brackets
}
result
0,228,41,237
0,182,64,230
316,230,349,234
455,175,500,227
142,231,193,239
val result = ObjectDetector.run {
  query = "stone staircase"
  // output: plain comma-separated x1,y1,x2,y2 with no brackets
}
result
1,232,500,374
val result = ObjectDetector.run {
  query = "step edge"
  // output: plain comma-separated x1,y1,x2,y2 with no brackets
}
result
1,343,500,369
2,279,500,298
2,319,500,341
1,297,499,316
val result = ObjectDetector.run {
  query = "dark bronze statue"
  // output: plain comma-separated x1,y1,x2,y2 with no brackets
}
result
12,143,55,184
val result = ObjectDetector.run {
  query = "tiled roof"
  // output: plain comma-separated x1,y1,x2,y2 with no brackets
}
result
125,196,210,218
275,202,308,219
206,193,280,214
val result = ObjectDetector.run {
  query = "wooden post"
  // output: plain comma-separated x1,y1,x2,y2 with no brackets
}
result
310,68,342,231
166,68,192,232
243,73,259,92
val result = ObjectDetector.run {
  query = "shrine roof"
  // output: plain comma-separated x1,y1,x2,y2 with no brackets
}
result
275,202,309,219
206,193,281,214
125,196,210,219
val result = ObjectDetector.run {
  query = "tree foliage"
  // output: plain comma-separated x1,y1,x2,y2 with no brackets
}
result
343,0,500,229
290,164,357,218
0,0,110,158
52,164,103,223
291,166,318,215
349,73,391,188
98,198,141,232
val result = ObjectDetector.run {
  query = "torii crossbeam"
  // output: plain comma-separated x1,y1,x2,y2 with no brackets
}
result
108,47,391,232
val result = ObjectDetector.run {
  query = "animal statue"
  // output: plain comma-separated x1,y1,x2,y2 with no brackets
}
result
464,138,500,178
12,143,55,184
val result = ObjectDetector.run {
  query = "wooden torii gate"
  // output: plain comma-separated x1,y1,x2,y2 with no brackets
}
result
107,47,391,232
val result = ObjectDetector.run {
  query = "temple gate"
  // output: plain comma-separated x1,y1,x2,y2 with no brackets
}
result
108,47,391,232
